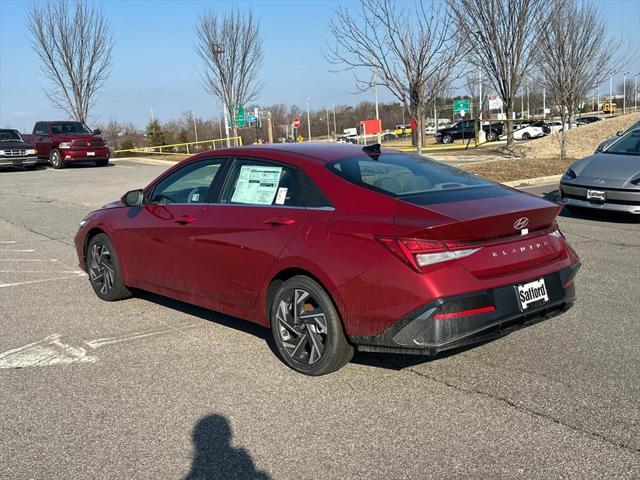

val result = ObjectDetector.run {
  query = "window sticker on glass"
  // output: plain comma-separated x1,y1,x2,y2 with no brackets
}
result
231,165,283,205
275,187,288,205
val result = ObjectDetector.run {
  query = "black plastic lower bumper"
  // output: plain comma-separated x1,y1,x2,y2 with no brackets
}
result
350,262,580,356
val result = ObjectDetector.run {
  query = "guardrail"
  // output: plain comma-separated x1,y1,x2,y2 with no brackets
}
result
113,136,243,156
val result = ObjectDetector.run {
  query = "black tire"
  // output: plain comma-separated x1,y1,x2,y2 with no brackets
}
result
86,233,132,301
270,275,353,375
522,132,531,140
50,149,66,169
486,131,498,141
441,134,453,144
95,159,109,167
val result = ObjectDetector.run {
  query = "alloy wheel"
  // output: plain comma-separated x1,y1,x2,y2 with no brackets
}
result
276,289,328,365
89,242,115,295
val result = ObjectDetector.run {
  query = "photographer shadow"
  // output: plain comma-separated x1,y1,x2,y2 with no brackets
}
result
184,414,270,480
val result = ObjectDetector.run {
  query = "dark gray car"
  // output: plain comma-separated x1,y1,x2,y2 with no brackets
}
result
594,120,640,153
559,128,640,216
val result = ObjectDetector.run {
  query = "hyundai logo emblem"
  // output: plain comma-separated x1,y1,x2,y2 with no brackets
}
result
594,179,605,185
513,217,529,230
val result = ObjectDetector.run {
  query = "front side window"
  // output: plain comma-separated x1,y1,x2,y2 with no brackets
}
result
223,159,304,207
149,159,224,204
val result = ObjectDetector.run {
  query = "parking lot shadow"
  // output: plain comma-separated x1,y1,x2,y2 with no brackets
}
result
543,189,639,224
133,290,278,356
184,414,270,480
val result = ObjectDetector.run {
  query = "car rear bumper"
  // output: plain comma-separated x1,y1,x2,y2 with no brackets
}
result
0,156,46,167
350,262,580,355
559,182,640,214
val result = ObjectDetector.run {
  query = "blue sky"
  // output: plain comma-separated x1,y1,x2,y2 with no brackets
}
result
1,0,639,131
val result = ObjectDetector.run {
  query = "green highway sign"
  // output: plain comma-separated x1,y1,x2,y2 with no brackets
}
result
235,105,246,127
453,99,470,114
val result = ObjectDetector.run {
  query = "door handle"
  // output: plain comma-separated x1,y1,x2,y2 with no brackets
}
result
174,215,197,225
264,217,296,226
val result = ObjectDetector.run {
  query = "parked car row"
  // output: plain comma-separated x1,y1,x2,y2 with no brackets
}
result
0,120,110,170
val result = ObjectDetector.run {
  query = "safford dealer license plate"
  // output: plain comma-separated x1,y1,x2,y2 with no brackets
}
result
516,278,549,310
587,189,605,201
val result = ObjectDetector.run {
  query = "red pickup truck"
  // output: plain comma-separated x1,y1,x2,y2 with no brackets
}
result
30,121,110,169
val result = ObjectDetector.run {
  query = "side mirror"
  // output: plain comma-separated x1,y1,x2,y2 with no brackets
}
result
93,128,102,135
122,189,143,206
616,130,623,137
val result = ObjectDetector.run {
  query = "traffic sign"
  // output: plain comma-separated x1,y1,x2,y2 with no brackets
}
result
235,106,246,127
296,135,304,142
453,99,470,114
292,117,301,129
246,112,257,123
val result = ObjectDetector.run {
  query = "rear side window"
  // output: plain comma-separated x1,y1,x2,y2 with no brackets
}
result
34,123,48,135
326,152,502,204
222,159,305,207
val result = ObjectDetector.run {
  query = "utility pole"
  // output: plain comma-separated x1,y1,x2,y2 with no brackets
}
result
478,69,482,125
192,108,198,143
597,85,600,117
543,87,546,119
332,103,337,139
526,85,530,119
306,97,312,142
266,112,273,144
373,70,381,144
609,76,613,113
635,73,639,112
326,108,330,139
623,72,630,114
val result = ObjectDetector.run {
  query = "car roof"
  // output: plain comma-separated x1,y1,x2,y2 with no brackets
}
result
193,142,384,164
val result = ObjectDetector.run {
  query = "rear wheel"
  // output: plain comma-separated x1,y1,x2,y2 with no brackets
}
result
441,134,453,144
95,159,109,167
486,131,498,141
86,233,131,301
50,150,65,169
270,275,353,375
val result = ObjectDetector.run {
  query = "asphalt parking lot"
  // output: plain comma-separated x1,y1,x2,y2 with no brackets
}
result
1,159,639,479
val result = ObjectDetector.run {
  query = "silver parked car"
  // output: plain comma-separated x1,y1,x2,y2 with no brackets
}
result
559,128,640,216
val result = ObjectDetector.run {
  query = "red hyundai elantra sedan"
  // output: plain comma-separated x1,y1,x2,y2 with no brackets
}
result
75,144,580,375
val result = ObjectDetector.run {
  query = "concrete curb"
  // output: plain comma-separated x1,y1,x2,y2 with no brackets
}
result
502,175,562,188
111,156,179,165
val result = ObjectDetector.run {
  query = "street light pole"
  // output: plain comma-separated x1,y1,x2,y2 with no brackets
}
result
543,87,546,119
306,97,311,142
609,76,613,113
326,108,330,139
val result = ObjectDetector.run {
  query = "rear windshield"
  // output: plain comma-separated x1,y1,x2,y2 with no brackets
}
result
326,151,504,204
50,123,93,135
605,129,640,156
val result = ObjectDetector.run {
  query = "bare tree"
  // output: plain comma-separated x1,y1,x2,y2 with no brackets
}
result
537,0,622,157
196,9,263,139
27,0,113,123
448,0,549,147
327,0,461,153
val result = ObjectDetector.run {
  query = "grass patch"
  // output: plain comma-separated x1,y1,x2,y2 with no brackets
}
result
460,156,575,183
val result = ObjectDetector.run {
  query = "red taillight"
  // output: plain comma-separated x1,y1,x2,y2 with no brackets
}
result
433,306,496,320
376,236,479,272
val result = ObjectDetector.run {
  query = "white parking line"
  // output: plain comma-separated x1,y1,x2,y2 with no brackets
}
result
0,273,86,288
0,241,18,244
0,270,84,274
0,249,36,252
0,259,56,262
0,334,97,369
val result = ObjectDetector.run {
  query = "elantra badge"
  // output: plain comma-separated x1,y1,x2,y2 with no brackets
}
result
513,217,529,230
